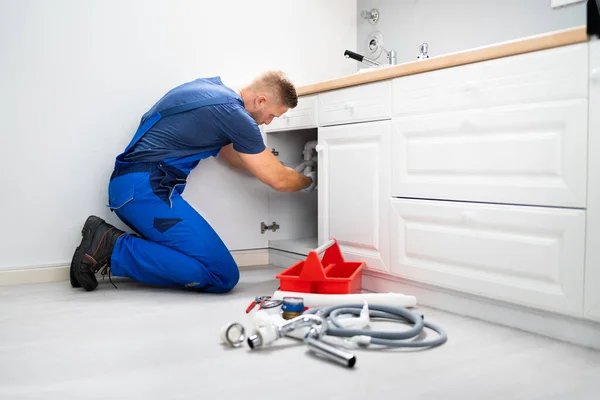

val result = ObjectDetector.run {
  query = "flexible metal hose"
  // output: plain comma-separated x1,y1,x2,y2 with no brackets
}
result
305,304,448,348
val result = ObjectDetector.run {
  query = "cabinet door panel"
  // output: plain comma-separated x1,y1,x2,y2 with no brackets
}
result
390,198,585,316
318,121,390,272
391,100,588,208
185,160,268,250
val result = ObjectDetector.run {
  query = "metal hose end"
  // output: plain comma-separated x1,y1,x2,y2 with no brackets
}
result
305,337,357,368
247,334,262,349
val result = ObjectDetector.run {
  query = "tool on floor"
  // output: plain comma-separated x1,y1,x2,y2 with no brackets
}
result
245,295,283,314
281,296,305,320
219,322,246,348
225,239,447,368
238,297,448,368
247,309,357,368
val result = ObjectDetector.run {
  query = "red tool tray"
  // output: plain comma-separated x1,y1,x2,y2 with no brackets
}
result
275,238,365,294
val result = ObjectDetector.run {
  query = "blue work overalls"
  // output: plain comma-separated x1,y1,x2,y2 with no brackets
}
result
106,97,239,293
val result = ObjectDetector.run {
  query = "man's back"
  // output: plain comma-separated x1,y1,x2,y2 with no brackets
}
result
123,77,265,162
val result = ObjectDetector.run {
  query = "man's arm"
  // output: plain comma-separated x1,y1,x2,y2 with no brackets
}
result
218,144,248,171
236,148,313,192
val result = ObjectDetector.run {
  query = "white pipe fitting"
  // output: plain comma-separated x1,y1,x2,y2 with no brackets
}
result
303,140,318,161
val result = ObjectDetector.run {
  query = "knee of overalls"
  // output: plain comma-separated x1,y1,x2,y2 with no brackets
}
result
207,254,240,293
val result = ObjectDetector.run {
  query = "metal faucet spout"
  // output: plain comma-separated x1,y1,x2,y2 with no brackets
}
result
247,313,357,368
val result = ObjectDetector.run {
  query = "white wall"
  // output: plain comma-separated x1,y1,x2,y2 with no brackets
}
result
356,0,586,66
0,0,357,271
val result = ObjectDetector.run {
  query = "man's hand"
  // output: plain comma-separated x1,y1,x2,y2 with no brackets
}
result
302,171,317,192
235,147,312,192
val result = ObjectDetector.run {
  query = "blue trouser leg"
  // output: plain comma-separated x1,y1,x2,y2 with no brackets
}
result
108,173,240,293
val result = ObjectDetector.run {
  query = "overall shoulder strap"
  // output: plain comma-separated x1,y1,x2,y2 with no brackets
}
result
122,96,231,154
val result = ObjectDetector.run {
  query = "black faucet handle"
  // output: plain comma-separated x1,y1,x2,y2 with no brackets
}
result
344,50,364,62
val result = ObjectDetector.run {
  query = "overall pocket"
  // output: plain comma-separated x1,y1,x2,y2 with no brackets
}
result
149,163,188,207
107,176,139,211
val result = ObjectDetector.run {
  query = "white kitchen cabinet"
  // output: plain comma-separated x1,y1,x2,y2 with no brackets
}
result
317,120,391,273
585,39,600,322
254,36,600,352
390,99,588,208
389,198,586,316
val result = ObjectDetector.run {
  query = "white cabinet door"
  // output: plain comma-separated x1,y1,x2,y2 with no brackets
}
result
185,158,268,250
391,100,588,208
585,39,600,322
318,121,391,273
389,198,586,316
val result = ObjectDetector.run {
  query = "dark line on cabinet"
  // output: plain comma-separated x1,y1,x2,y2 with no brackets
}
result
391,196,586,211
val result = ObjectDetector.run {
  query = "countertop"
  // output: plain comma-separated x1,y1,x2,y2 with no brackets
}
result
296,26,588,96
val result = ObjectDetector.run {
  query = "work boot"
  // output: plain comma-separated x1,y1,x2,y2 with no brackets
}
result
71,215,126,291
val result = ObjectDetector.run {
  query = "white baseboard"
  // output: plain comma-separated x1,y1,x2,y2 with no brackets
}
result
232,249,270,268
0,249,270,286
0,265,72,286
363,270,600,351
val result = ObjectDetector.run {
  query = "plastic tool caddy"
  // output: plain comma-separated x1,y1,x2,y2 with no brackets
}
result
275,238,365,294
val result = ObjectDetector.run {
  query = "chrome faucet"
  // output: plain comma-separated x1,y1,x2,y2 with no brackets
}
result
417,42,429,60
387,49,397,65
344,48,398,68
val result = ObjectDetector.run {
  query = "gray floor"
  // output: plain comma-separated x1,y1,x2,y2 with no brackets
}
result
1,266,600,400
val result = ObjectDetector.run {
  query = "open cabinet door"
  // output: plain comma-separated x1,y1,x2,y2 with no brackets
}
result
183,132,270,251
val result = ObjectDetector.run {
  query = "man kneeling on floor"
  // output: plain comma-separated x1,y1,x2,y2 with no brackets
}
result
70,71,316,293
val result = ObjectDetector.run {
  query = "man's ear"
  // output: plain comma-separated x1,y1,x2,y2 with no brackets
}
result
255,94,267,108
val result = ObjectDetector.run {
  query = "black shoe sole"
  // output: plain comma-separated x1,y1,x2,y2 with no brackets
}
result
72,216,105,291
70,251,81,288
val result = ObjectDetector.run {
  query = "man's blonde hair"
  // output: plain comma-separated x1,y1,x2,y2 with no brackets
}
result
252,71,298,108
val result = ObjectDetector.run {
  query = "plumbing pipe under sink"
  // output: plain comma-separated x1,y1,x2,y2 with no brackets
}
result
303,140,317,161
293,140,318,175
304,140,318,175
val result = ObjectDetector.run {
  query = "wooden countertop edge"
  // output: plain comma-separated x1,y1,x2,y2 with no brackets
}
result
297,25,588,96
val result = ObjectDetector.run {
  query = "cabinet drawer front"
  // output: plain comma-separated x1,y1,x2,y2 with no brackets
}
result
392,43,588,117
390,198,585,316
391,100,588,208
264,95,317,132
318,81,391,126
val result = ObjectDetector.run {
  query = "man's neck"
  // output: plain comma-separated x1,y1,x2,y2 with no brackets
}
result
237,87,251,110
